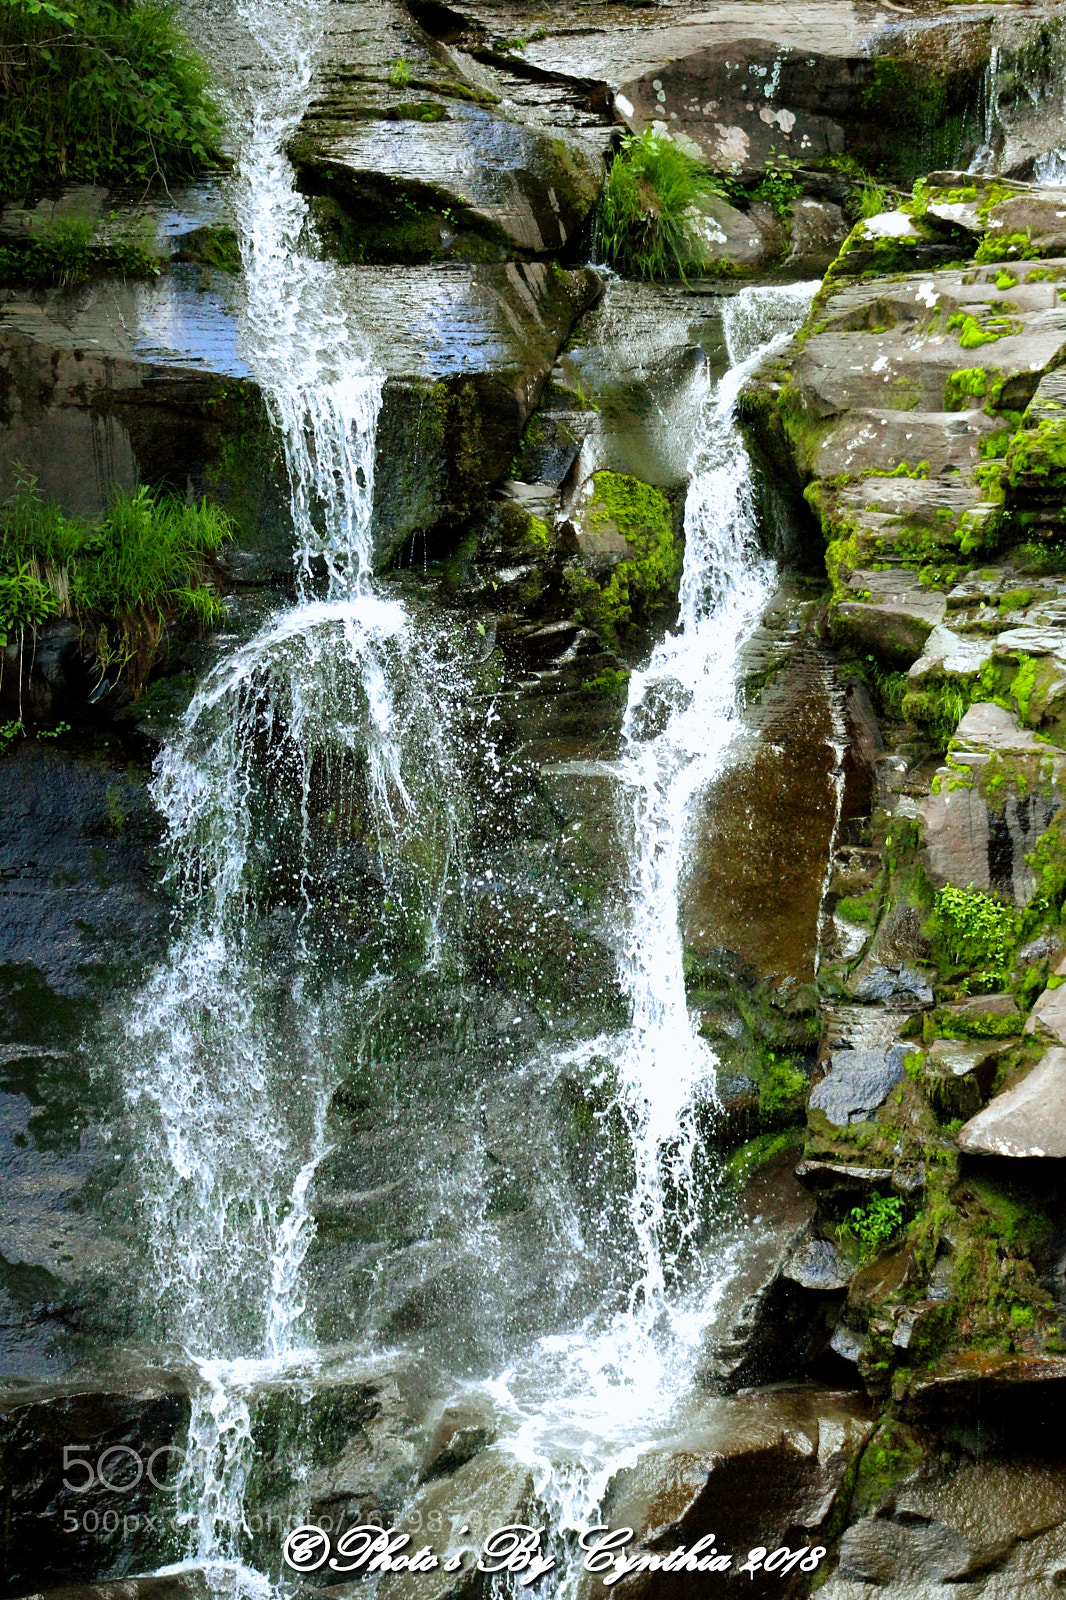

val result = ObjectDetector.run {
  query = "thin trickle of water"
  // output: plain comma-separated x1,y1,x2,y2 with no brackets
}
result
479,285,816,1578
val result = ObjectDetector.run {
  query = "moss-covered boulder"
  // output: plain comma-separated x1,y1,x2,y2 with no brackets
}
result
562,471,681,647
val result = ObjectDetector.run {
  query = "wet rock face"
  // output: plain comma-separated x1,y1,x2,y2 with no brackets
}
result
0,740,169,1378
0,1360,192,1596
614,32,983,185
587,1384,873,1600
0,273,287,571
290,0,603,265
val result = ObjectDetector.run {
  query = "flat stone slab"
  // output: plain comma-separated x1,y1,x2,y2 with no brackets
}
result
809,1045,907,1126
908,626,995,684
1025,983,1066,1045
958,1047,1066,1158
953,700,1047,752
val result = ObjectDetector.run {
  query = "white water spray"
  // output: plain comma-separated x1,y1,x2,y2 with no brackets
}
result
121,2,463,1588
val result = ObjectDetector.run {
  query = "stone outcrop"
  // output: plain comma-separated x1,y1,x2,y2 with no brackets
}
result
584,1384,873,1600
290,0,604,264
0,1357,193,1595
957,1046,1066,1157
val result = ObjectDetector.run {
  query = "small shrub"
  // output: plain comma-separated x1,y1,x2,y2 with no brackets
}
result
0,217,159,289
752,162,801,218
931,884,1017,982
841,1191,904,1260
599,129,723,281
387,56,411,87
0,0,224,196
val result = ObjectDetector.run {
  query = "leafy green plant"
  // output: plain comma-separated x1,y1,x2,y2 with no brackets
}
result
387,56,411,87
599,129,723,281
841,1191,904,1259
0,216,159,288
0,0,224,196
0,477,231,694
752,161,801,218
932,884,1017,982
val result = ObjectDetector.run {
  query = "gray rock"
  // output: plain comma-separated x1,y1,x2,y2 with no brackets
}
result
582,1385,873,1600
688,194,785,270
907,626,995,685
809,1046,908,1127
783,1233,853,1292
954,701,1048,752
17,1581,209,1600
1025,983,1066,1045
958,1047,1066,1158
920,776,1058,908
375,1447,535,1600
851,966,933,1006
0,1359,193,1595
788,198,848,271
838,1514,973,1585
420,1396,499,1482
924,1038,1003,1120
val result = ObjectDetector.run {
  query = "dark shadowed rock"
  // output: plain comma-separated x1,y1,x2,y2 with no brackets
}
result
0,1356,193,1595
585,1384,873,1600
16,1579,210,1600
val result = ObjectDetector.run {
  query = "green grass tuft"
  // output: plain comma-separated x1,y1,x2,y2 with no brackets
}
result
599,129,723,281
0,476,231,696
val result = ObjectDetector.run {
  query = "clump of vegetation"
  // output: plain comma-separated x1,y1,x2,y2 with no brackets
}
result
931,884,1017,983
0,216,159,288
0,477,231,699
758,1054,808,1125
387,56,411,88
752,160,801,218
0,0,224,196
599,129,723,281
841,1191,905,1260
726,1130,793,1186
564,472,680,643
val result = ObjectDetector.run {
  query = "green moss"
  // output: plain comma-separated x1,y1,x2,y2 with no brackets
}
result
726,1130,793,1185
975,230,1041,264
1007,415,1066,490
947,311,1013,349
862,459,930,479
945,367,988,410
567,472,680,643
758,1057,809,1125
172,223,241,272
1011,653,1037,723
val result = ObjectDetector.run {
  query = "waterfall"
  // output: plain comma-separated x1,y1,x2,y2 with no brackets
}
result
118,1,463,1587
485,283,816,1575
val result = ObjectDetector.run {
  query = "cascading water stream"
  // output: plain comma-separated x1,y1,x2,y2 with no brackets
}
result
119,1,463,1589
479,283,816,1580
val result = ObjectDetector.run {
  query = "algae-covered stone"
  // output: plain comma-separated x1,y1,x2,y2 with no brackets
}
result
565,471,680,644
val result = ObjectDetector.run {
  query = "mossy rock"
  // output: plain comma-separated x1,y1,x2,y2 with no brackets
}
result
565,471,681,647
